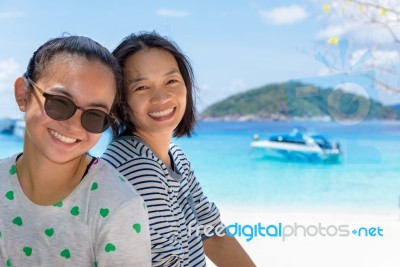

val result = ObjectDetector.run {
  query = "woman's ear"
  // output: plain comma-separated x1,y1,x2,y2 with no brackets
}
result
14,76,29,112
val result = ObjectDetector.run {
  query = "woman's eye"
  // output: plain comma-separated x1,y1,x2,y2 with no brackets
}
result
134,85,147,91
167,79,178,85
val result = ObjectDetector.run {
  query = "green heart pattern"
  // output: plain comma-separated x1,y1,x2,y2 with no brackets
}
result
70,206,80,216
23,247,32,257
60,249,71,259
91,182,98,191
9,165,17,175
132,223,141,233
100,208,109,218
105,243,116,252
5,191,14,200
2,163,147,264
53,201,63,207
45,228,54,237
12,216,22,226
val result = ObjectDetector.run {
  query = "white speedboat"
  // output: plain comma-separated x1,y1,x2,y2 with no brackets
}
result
250,128,341,163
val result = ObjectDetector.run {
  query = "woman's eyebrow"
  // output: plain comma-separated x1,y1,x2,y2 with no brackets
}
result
128,76,146,85
126,68,180,86
48,87,73,97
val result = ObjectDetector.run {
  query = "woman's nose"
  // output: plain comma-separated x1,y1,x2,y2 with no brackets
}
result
150,88,171,103
59,109,85,132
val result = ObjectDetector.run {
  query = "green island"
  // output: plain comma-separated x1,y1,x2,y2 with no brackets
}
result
200,81,400,121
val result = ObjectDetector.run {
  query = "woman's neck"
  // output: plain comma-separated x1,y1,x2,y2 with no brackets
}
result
16,152,89,206
134,131,173,169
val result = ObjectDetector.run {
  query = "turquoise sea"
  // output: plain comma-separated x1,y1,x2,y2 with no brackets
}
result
1,121,399,216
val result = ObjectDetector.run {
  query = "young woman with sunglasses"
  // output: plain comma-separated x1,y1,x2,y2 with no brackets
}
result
0,36,151,266
102,32,255,266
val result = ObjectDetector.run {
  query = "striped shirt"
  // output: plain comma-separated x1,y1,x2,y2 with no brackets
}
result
101,136,224,267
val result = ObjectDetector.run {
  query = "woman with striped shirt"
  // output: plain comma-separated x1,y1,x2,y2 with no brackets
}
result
102,32,255,266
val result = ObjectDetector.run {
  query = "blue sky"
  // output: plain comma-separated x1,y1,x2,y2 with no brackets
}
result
0,0,399,118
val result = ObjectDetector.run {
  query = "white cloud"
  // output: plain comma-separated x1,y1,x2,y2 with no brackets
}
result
316,23,358,39
156,9,189,18
259,5,308,25
0,11,24,19
0,59,23,118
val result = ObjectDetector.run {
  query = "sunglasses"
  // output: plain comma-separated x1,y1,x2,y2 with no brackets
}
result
24,75,115,133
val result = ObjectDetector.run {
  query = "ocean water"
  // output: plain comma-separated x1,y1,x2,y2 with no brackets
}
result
1,121,399,216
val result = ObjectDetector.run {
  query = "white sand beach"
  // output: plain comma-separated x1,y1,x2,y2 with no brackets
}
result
206,206,400,267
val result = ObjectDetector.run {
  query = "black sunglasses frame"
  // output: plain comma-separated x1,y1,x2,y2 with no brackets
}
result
24,75,115,133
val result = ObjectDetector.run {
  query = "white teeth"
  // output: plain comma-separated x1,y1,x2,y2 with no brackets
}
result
148,108,174,118
49,129,77,144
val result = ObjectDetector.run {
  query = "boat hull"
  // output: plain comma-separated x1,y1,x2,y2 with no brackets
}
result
251,140,341,163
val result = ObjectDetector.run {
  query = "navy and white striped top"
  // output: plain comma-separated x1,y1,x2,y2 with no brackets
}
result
101,136,224,267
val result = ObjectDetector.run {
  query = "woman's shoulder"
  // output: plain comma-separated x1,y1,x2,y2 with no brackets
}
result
0,155,19,193
82,160,147,233
0,153,19,164
104,135,146,155
0,153,20,173
169,142,193,176
102,136,156,167
101,136,154,162
86,158,143,201
169,142,186,157
169,142,190,164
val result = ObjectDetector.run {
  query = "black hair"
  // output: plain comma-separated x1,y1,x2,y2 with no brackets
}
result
25,35,123,116
111,31,197,139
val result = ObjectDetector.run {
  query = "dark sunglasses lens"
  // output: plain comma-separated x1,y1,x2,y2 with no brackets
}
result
45,96,75,120
81,110,112,133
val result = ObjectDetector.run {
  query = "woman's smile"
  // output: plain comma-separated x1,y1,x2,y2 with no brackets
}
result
48,128,79,144
148,107,176,120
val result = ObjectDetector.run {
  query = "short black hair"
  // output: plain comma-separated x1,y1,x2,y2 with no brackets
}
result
111,31,197,139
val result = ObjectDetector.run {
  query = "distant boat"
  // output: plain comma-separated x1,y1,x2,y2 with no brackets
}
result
13,120,25,139
0,118,16,134
250,128,341,163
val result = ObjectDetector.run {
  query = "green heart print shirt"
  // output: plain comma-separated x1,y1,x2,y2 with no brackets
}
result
0,154,151,267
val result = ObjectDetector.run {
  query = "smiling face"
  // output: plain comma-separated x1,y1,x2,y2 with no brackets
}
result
123,48,187,139
16,55,116,164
